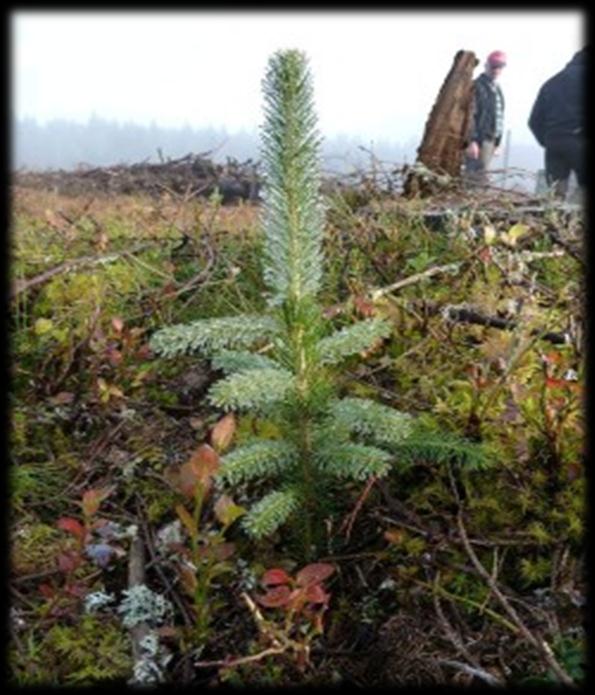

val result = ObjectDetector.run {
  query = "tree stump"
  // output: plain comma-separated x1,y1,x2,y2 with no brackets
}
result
404,50,478,197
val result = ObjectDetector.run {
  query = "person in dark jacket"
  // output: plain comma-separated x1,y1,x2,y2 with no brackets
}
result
528,48,586,200
464,50,507,185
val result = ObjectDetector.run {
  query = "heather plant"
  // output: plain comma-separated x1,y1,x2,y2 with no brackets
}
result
150,49,489,558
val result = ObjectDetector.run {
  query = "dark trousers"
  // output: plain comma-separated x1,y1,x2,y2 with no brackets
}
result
544,134,585,198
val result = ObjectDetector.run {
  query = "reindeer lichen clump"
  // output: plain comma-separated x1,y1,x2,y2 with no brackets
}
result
150,50,488,557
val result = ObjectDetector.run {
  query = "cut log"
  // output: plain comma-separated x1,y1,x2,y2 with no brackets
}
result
404,50,478,197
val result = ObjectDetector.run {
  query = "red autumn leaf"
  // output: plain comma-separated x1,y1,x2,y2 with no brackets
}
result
213,542,236,561
191,443,220,479
353,295,376,318
286,588,308,612
39,583,55,599
546,377,566,389
135,343,153,361
302,583,330,605
296,563,335,587
178,462,206,499
65,582,87,598
255,585,292,608
81,487,113,517
57,517,85,539
57,551,81,573
197,542,236,562
262,568,292,586
210,413,236,453
106,348,123,367
179,444,220,498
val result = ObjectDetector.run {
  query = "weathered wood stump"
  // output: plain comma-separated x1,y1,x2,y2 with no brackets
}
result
404,50,478,197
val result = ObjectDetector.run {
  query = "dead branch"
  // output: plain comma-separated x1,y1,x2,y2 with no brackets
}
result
195,645,288,670
371,261,462,300
128,533,151,672
14,152,261,203
440,304,570,345
437,659,504,687
49,302,102,395
447,466,576,687
195,592,291,669
542,221,585,267
340,475,378,541
135,493,195,630
432,571,478,663
11,243,151,300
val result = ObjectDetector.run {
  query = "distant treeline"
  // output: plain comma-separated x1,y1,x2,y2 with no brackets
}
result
12,116,420,174
12,116,543,183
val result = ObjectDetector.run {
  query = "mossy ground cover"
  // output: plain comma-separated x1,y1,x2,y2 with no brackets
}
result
9,184,585,686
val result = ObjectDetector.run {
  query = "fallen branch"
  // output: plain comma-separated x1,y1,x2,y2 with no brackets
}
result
542,221,584,267
518,249,566,262
441,304,570,345
437,659,504,687
135,493,195,630
447,467,576,687
195,645,288,670
195,592,291,669
371,261,462,300
340,475,378,541
127,534,151,674
11,243,151,299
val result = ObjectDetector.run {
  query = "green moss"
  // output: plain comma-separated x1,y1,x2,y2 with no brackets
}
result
10,615,132,685
10,519,67,575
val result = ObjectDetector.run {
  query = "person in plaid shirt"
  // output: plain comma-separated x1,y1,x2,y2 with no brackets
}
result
464,50,507,186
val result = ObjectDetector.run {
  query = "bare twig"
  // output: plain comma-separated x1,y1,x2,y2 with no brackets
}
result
128,533,151,673
340,475,378,541
195,645,288,669
542,222,584,267
195,592,290,669
518,249,566,262
447,466,575,687
441,304,569,345
135,494,195,630
11,243,151,299
171,240,217,301
437,659,504,687
371,261,462,300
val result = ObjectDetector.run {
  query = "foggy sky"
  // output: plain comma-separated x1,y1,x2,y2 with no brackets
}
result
12,10,584,147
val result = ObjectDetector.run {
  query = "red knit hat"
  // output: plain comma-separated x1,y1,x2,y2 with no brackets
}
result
487,50,507,67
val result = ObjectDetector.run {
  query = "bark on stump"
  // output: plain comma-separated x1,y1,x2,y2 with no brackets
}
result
404,50,478,197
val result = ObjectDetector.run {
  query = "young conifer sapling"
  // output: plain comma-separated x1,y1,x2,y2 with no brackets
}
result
150,49,491,558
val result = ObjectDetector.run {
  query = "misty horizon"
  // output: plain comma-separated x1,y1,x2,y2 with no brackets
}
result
12,115,545,187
